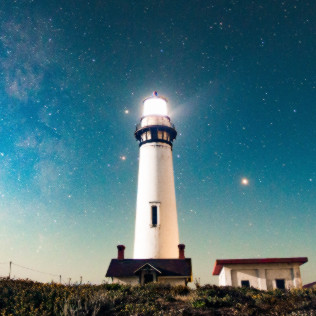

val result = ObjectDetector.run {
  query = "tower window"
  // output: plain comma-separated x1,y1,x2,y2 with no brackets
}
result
158,131,163,139
276,279,285,289
151,206,158,227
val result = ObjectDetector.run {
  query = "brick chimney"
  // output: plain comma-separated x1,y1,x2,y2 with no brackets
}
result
178,244,185,259
117,245,125,260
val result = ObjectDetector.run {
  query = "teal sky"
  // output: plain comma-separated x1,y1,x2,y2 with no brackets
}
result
0,0,315,285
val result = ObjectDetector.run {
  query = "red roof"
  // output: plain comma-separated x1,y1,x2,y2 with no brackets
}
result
303,281,316,288
212,257,308,275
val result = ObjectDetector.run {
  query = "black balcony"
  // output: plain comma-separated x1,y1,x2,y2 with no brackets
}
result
134,124,177,147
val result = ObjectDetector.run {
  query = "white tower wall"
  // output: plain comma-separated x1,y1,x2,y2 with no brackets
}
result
133,94,180,259
133,142,179,258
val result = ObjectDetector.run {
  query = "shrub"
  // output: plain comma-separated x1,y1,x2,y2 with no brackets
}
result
0,278,315,315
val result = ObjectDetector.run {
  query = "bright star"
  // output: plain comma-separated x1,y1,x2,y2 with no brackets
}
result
241,178,249,185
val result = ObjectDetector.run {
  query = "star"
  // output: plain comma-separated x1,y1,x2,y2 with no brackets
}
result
241,178,249,186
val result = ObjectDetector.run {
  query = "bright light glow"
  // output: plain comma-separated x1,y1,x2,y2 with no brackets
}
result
143,97,168,116
241,178,249,185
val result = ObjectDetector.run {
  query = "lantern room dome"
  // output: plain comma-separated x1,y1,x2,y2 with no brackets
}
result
143,92,168,117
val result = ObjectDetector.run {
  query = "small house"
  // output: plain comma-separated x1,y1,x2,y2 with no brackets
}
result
212,257,308,290
106,245,192,286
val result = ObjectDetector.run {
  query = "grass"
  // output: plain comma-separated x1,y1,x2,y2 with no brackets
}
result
0,278,315,315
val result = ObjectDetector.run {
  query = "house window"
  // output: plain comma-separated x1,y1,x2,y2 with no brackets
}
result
241,280,250,288
152,206,158,227
276,279,285,289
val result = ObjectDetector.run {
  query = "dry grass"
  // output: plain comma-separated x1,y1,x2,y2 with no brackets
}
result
0,278,315,315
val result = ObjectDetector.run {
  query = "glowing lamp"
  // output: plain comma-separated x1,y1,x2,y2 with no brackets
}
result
143,96,168,117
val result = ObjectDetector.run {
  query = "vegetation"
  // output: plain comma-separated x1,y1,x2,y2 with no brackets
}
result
0,278,315,315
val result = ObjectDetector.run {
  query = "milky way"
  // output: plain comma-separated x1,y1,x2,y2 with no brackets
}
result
0,1,315,284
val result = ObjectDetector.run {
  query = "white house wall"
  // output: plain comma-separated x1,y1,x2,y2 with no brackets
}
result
266,268,293,290
112,277,140,286
219,267,232,286
231,269,259,288
158,277,187,286
112,276,187,286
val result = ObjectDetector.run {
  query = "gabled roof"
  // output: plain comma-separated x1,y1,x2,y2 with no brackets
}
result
134,263,162,275
303,281,316,288
106,259,192,278
212,257,308,275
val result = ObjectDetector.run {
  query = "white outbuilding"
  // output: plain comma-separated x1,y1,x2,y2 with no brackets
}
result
212,257,308,290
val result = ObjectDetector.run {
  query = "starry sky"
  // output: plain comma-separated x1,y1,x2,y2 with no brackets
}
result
0,0,315,285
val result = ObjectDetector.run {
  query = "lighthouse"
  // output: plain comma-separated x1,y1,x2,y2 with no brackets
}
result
133,92,179,259
106,92,192,285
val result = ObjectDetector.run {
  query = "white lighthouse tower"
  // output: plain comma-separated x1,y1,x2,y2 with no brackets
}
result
106,92,192,285
133,91,179,259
